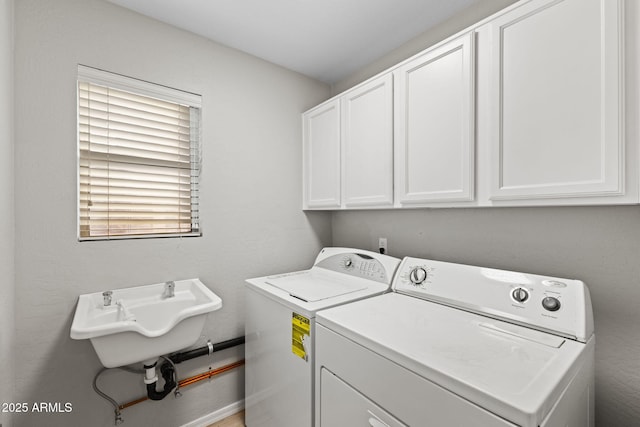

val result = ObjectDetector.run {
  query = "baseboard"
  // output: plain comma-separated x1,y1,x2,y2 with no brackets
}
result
180,399,245,427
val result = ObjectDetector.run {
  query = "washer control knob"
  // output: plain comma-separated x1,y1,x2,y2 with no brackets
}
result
542,296,561,312
511,287,529,303
409,267,428,285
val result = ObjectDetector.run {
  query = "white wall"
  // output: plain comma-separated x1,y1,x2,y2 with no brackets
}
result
13,0,331,426
0,1,15,427
330,2,640,425
331,0,517,94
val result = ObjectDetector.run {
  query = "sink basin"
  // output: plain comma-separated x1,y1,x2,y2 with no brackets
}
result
70,278,222,368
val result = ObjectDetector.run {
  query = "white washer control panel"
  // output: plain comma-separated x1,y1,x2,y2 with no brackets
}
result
314,247,399,285
393,257,593,342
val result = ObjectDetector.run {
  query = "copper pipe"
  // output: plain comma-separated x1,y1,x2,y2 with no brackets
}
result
118,359,245,411
120,396,148,410
178,360,244,389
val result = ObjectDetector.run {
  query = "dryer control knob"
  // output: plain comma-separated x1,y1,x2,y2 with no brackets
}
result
542,296,561,312
511,287,529,303
409,267,427,285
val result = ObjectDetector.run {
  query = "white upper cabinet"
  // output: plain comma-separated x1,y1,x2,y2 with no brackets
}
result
394,32,476,206
302,99,341,209
302,0,635,210
341,74,394,207
486,0,625,202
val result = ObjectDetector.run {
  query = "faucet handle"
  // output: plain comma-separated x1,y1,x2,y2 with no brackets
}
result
164,281,175,298
102,290,113,306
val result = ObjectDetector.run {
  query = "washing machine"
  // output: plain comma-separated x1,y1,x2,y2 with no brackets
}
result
315,256,595,427
244,247,400,427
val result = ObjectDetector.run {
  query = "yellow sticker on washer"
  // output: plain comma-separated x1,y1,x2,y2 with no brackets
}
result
292,313,310,361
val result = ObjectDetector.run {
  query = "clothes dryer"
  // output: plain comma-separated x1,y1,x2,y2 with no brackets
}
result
315,257,595,427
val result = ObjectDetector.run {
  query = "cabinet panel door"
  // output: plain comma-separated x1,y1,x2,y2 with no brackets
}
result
342,74,394,207
303,100,341,208
488,0,623,200
395,32,475,205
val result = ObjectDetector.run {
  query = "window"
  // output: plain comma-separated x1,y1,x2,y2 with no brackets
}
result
77,65,202,240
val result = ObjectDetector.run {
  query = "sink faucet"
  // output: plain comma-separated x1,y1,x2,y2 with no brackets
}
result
164,281,175,298
103,291,113,306
116,300,136,321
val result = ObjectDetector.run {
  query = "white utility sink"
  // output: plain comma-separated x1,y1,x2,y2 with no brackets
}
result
70,278,222,368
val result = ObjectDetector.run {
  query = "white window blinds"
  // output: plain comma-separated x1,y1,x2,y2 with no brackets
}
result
78,65,202,240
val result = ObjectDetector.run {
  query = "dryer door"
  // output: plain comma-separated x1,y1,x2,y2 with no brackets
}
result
320,368,407,427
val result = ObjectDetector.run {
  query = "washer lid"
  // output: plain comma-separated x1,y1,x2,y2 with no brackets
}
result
246,248,401,313
266,271,368,302
317,293,593,427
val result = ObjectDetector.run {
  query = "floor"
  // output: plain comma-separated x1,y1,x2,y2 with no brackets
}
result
207,410,245,427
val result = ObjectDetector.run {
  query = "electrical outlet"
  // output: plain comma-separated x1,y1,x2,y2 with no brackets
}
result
378,237,388,254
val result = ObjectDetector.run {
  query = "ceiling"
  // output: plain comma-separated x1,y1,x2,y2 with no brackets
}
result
105,0,483,84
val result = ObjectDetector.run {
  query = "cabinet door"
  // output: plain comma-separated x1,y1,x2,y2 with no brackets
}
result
303,100,341,209
488,0,623,201
394,32,475,205
342,74,394,207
